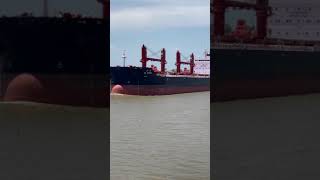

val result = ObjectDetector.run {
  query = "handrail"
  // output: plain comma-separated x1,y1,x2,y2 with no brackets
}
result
212,42,320,52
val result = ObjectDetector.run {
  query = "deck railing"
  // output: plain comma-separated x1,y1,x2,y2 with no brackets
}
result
212,42,320,52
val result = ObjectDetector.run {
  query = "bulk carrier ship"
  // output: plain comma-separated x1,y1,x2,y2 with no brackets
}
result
111,45,210,95
0,0,109,108
212,0,320,101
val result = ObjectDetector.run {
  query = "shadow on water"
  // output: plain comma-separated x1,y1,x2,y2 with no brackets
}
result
213,93,320,180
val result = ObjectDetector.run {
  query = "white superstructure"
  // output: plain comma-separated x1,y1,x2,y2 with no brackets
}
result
194,60,210,75
267,0,320,40
211,0,320,41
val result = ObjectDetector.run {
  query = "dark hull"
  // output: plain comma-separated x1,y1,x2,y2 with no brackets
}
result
111,66,209,95
111,84,209,95
212,48,320,102
1,73,108,108
0,17,109,108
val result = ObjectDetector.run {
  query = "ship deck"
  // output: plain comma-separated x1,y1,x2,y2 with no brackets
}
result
212,42,320,52
163,74,210,78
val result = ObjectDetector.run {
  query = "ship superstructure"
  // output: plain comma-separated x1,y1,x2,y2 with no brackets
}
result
212,0,320,101
268,0,320,41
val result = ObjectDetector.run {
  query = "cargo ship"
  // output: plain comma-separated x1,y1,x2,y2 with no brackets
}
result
212,0,320,102
111,45,210,95
0,0,109,108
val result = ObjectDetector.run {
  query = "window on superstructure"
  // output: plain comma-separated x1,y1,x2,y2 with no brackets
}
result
307,19,311,23
317,32,320,36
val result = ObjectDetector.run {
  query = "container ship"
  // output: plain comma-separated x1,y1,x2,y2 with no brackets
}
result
212,0,320,102
111,45,210,95
0,0,109,108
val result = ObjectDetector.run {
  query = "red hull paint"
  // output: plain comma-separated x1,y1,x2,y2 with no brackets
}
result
212,78,320,102
111,84,209,95
1,73,109,108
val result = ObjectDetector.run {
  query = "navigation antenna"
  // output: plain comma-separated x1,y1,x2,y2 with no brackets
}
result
122,50,127,67
204,49,209,60
43,0,48,17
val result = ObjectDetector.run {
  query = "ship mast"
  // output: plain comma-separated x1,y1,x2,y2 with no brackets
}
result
43,0,48,17
97,0,109,19
204,49,210,60
122,50,127,67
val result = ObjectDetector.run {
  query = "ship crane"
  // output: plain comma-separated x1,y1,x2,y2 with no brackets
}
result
212,0,271,40
141,45,166,73
175,51,195,75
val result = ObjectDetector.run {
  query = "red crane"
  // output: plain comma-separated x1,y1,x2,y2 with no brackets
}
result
176,51,195,75
141,45,166,73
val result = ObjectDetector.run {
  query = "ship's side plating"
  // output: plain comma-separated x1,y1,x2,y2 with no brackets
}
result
111,67,165,85
212,46,320,101
111,66,209,95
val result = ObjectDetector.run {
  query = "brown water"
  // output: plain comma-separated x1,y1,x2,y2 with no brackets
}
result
111,92,210,180
213,94,320,179
0,102,109,180
0,91,210,180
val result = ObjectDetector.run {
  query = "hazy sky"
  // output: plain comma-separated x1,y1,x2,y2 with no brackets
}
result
111,0,210,70
0,0,101,17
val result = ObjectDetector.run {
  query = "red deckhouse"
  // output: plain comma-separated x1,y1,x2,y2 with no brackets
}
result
212,0,271,40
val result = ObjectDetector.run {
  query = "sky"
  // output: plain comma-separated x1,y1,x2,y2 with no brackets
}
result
111,0,210,70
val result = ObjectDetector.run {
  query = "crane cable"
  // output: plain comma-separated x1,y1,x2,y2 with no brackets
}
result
145,46,162,58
